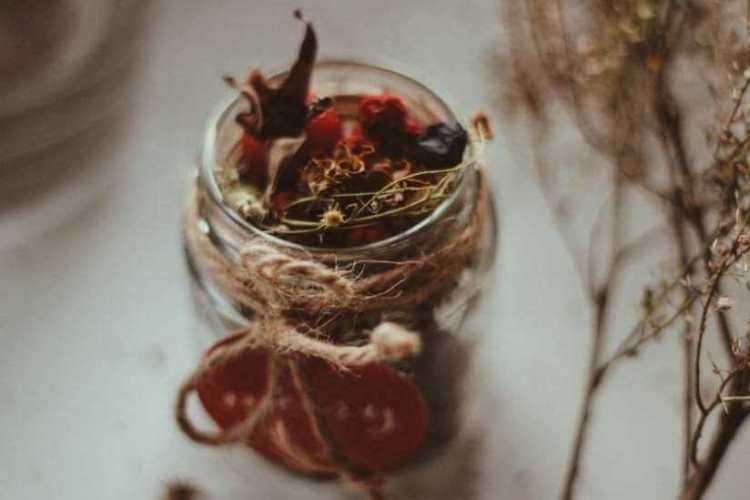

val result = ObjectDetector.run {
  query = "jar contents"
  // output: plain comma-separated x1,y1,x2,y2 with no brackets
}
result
217,18,469,248
178,13,495,500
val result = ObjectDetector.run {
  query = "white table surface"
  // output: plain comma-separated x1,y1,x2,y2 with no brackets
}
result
1,1,748,499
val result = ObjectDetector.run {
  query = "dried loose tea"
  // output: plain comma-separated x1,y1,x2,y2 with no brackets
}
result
217,20,473,248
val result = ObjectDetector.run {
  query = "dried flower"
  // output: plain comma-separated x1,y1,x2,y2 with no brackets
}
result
500,0,750,498
238,200,267,223
321,208,345,228
225,185,260,214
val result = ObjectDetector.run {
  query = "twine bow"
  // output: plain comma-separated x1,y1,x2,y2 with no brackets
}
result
176,240,423,445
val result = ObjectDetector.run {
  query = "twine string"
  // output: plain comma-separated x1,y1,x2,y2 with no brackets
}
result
175,168,488,454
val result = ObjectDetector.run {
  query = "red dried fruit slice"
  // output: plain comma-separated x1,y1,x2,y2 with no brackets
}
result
195,334,428,476
303,357,428,471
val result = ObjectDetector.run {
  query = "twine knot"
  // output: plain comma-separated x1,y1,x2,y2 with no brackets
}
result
239,242,356,312
235,242,422,368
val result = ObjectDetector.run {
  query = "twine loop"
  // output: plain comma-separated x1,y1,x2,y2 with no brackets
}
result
240,242,356,312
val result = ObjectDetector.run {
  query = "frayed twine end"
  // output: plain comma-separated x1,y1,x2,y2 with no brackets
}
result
371,322,421,361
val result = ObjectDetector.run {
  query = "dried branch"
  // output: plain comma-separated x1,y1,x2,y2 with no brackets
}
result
689,365,746,466
499,1,750,499
682,321,695,481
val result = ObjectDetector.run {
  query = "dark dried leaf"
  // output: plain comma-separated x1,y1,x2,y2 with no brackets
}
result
410,122,468,168
239,22,318,139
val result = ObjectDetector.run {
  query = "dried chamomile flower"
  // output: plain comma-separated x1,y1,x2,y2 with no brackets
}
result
321,208,345,228
238,199,267,222
224,185,265,222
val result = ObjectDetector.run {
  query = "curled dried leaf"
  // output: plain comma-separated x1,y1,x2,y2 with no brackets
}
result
233,21,318,140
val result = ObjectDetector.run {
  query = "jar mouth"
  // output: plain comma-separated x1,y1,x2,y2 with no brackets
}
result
199,59,477,256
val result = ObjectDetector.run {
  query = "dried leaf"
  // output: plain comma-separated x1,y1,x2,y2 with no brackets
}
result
246,22,317,139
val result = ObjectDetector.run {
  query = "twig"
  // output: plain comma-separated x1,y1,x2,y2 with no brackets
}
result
680,409,750,500
653,39,737,363
693,273,723,413
693,241,749,413
689,367,746,466
713,78,750,161
682,323,695,481
560,173,624,500
672,204,697,482
720,395,750,402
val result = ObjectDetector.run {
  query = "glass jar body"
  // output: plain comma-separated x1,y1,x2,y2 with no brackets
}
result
183,61,498,498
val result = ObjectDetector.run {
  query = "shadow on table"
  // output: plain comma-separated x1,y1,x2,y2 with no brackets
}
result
0,0,152,250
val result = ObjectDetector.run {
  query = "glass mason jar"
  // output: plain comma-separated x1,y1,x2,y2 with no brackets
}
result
183,61,498,499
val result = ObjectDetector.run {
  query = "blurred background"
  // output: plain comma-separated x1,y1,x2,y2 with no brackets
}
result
0,1,748,499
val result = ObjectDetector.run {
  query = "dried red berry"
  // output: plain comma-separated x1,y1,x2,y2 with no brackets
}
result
359,95,407,126
305,107,343,152
196,334,428,475
358,95,411,154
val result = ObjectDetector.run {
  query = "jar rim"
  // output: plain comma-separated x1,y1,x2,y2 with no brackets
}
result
199,59,478,256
